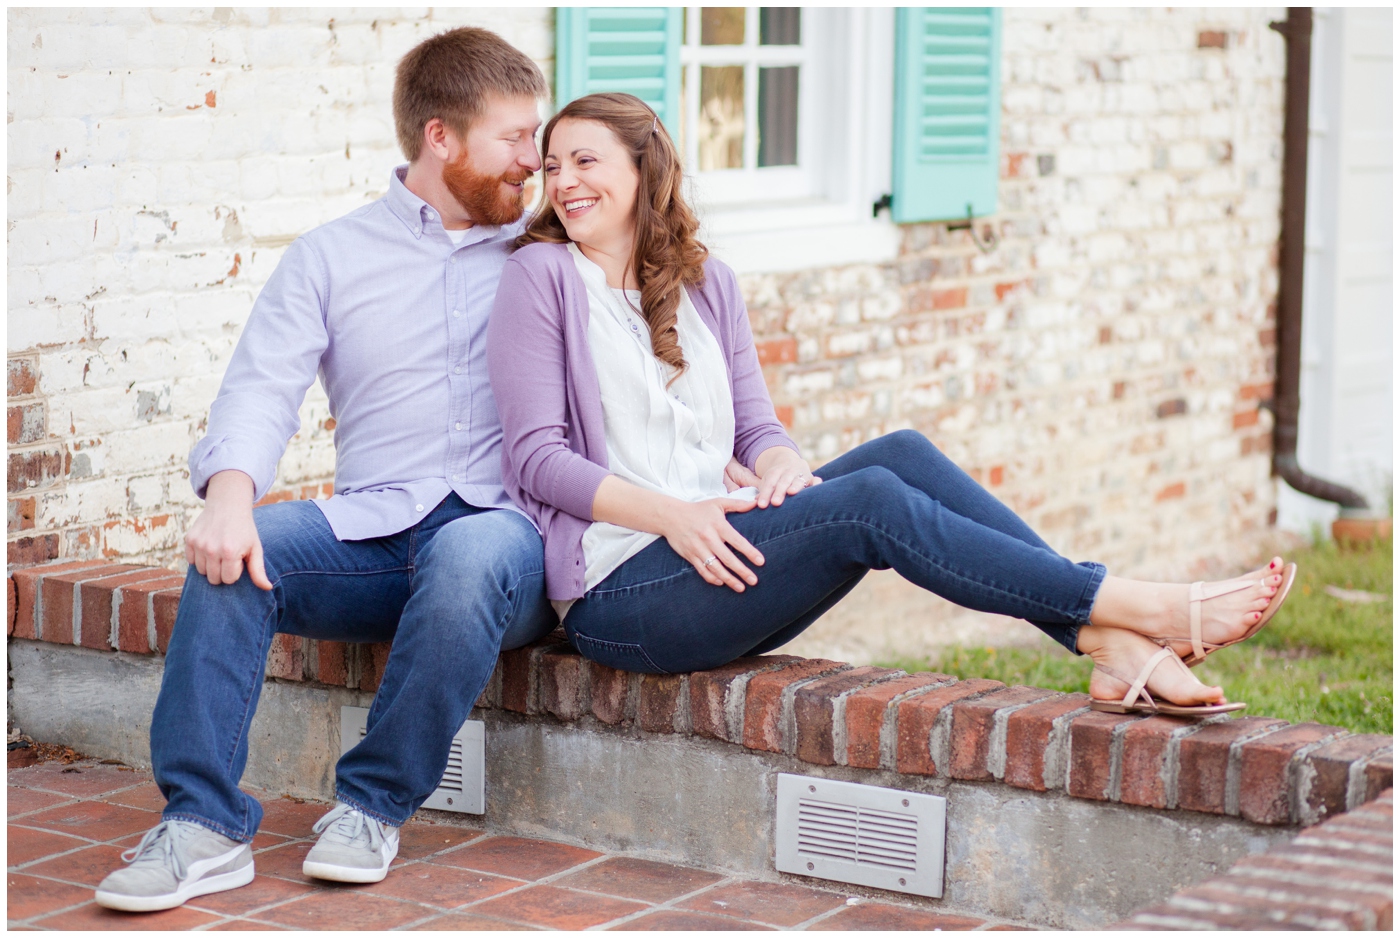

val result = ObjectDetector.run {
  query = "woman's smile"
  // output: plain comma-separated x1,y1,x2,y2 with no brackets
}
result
563,197,598,217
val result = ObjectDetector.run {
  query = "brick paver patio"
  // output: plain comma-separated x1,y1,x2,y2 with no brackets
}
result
8,759,1031,930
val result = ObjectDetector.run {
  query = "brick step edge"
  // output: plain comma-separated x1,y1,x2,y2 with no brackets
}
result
1116,788,1394,930
8,559,1393,827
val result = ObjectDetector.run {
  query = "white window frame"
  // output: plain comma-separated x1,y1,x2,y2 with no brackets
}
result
680,6,815,205
684,8,899,275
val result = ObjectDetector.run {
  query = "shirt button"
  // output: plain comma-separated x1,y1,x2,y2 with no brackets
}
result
453,309,462,318
415,504,424,512
454,422,462,430
454,473,463,482
453,365,463,375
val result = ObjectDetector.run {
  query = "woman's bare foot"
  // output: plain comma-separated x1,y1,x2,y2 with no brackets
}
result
1088,557,1286,661
1078,625,1228,706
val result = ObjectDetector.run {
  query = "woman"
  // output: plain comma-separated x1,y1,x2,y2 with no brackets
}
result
487,93,1295,716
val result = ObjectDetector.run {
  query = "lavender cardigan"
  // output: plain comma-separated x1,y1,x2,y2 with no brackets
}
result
487,241,799,601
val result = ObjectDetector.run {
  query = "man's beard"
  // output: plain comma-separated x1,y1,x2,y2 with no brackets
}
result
441,152,531,227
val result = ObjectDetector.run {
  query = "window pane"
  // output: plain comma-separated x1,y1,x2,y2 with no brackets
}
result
758,66,798,167
759,8,800,45
700,8,745,45
698,65,744,170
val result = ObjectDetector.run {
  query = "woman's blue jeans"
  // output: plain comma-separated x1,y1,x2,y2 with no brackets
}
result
564,431,1105,674
149,495,555,842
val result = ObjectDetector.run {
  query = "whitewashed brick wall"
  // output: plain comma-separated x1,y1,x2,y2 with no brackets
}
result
8,8,552,565
9,8,1290,663
755,9,1284,562
777,8,1289,662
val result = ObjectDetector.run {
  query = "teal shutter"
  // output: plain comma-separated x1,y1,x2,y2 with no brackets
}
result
891,7,1001,224
555,8,682,137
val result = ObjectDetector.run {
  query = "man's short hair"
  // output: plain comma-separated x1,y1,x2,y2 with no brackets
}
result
394,27,548,161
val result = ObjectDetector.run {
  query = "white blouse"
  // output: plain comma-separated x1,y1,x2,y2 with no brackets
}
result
553,243,756,620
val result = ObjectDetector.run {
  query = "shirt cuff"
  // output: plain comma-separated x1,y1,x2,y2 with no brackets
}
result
188,435,276,502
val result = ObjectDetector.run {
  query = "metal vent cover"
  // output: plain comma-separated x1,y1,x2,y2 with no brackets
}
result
775,774,945,898
340,706,485,814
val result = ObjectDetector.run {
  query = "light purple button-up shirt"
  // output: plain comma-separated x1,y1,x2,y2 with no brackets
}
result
189,166,529,540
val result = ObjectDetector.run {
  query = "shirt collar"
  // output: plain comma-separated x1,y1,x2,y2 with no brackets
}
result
385,164,521,246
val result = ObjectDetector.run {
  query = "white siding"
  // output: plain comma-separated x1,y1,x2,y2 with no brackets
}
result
1279,7,1395,533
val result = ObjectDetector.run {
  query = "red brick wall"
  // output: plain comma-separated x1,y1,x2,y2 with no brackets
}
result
9,559,1391,830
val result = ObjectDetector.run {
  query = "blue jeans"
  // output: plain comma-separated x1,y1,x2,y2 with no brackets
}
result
149,495,555,842
565,431,1105,674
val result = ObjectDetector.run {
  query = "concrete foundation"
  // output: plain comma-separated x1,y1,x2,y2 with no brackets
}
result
6,640,377,802
8,639,1294,929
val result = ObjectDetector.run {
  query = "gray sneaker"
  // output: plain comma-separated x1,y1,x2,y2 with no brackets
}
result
302,802,400,883
95,820,254,912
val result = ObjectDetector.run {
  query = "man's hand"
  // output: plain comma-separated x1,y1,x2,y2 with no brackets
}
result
184,470,273,590
723,456,760,492
753,446,820,508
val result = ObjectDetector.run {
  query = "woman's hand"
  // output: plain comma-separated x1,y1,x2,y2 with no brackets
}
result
659,496,765,592
592,475,765,592
753,446,821,508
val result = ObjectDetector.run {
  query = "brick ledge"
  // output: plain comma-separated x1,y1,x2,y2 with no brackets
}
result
8,559,1393,828
1117,789,1394,930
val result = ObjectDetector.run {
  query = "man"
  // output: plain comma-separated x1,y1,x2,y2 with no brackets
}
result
95,28,556,911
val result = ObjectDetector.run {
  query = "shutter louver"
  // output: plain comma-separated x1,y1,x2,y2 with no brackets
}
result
892,7,1001,224
555,8,682,137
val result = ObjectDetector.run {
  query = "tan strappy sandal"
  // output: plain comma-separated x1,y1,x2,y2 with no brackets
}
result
1090,645,1247,717
1158,562,1298,668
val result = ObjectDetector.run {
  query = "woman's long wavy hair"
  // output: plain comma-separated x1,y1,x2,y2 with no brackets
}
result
518,93,708,379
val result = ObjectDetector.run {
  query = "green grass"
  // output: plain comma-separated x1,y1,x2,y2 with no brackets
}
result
878,537,1393,735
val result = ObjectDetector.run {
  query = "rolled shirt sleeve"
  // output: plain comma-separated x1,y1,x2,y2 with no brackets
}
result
189,237,330,501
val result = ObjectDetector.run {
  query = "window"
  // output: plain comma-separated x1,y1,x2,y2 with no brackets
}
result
679,7,814,206
676,6,903,271
554,8,1002,274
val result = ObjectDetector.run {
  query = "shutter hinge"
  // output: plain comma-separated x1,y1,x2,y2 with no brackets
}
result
872,193,893,218
947,203,1000,254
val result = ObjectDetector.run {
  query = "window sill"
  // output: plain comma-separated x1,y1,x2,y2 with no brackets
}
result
698,200,900,275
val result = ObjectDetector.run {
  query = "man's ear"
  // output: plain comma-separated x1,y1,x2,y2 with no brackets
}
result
421,118,452,164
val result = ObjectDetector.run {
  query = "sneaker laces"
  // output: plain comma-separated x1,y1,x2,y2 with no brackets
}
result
312,803,385,853
120,820,197,881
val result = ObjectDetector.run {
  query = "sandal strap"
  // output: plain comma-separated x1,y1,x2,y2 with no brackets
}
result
1096,647,1175,710
1188,582,1204,662
1194,577,1258,600
1187,577,1257,662
1122,646,1173,708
